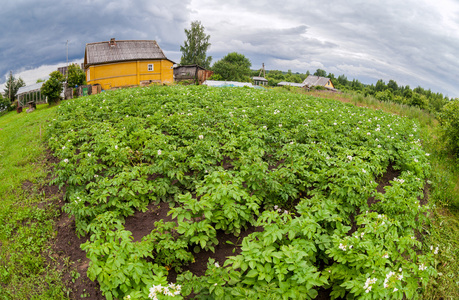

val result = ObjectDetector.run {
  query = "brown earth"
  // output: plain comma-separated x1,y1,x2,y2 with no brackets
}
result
367,163,402,206
41,154,423,299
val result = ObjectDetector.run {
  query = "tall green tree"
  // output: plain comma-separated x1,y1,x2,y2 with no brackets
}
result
387,79,398,92
211,52,251,82
313,69,327,77
41,71,65,104
3,71,25,102
66,64,86,87
180,21,212,69
375,79,386,92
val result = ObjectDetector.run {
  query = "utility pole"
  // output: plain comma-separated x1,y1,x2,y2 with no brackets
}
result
9,71,12,102
66,40,69,81
259,63,266,78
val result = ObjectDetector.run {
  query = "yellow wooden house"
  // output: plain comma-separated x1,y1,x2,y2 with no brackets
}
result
303,75,335,90
84,38,174,90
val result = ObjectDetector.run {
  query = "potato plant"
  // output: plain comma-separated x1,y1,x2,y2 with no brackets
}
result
47,85,437,299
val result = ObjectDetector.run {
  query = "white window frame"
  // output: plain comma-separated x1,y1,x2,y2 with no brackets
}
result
148,64,154,71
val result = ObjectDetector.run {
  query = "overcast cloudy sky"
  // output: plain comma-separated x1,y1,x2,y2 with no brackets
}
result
1,0,458,97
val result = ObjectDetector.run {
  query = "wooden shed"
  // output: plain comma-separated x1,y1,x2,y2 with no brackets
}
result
252,76,268,86
173,64,213,85
84,38,175,90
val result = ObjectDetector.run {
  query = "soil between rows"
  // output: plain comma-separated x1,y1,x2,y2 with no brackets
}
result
45,159,414,299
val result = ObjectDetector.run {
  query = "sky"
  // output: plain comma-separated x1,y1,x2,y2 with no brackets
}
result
1,0,458,98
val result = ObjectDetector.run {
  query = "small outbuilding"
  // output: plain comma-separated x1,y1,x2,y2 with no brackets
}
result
173,64,213,84
252,76,268,86
16,81,47,108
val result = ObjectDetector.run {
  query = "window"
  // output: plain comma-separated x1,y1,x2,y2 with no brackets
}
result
148,64,154,71
87,70,90,81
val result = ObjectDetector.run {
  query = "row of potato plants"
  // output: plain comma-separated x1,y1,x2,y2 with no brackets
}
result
47,85,437,299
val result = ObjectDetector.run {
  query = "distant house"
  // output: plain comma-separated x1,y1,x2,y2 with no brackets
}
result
84,38,174,90
252,76,268,86
302,75,335,89
173,64,213,85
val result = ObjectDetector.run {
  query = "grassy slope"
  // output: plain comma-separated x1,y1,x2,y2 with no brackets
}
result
0,104,69,299
0,90,458,299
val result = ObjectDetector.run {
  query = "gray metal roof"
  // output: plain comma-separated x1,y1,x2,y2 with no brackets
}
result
302,75,332,88
17,81,46,95
84,40,171,66
277,81,305,87
252,76,268,82
202,80,254,88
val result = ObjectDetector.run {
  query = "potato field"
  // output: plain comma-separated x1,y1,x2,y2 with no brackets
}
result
46,85,436,299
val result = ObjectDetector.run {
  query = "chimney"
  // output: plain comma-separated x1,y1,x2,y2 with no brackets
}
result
109,38,116,47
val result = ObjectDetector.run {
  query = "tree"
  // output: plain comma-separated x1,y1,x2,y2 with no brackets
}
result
409,93,428,110
41,71,65,104
66,64,86,87
337,74,348,86
387,79,398,92
375,79,386,92
180,21,212,69
313,69,327,77
211,52,251,82
3,71,25,102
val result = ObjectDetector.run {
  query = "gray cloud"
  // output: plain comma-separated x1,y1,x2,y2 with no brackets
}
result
0,0,190,82
1,0,459,97
193,0,459,96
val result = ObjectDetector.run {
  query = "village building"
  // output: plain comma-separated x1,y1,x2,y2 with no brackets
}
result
83,38,174,90
173,64,213,85
302,75,335,89
16,81,47,109
252,76,268,86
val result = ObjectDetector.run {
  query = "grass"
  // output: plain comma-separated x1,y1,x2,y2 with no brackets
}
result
0,104,70,299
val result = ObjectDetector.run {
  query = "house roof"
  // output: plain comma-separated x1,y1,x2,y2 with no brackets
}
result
174,64,207,70
302,75,332,87
17,80,47,95
252,76,268,82
84,39,173,67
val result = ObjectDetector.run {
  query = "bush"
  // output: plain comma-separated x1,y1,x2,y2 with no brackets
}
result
438,99,459,156
41,71,65,104
0,98,10,114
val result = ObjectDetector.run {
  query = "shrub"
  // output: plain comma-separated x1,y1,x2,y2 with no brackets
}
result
438,99,459,156
0,98,10,113
41,71,65,104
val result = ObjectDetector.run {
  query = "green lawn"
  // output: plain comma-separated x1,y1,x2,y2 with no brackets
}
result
0,104,70,299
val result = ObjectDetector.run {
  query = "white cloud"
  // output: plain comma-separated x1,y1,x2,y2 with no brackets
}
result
0,59,83,94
